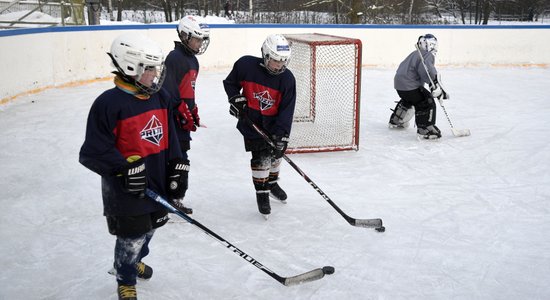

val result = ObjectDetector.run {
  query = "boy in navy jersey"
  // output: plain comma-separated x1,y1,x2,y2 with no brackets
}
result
163,15,210,213
79,33,187,300
223,34,297,219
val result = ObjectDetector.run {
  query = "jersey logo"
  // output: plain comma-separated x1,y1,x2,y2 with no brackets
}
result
253,90,274,111
140,115,164,146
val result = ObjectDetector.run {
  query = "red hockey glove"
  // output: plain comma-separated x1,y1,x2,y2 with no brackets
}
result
191,105,200,127
177,101,197,132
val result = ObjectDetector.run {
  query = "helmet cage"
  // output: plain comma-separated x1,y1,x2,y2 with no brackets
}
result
417,34,438,54
134,64,166,95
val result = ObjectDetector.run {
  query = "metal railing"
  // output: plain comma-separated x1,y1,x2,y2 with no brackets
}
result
0,0,85,28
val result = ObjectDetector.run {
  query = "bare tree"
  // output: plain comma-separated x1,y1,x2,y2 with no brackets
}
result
116,0,123,21
103,0,550,25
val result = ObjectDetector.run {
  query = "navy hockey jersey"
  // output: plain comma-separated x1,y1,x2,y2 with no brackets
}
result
163,42,199,145
79,86,183,217
223,55,296,139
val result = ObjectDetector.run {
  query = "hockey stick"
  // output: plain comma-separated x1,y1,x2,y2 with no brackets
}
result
245,118,385,232
415,44,471,137
145,188,334,286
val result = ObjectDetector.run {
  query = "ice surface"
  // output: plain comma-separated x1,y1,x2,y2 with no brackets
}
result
1,67,550,299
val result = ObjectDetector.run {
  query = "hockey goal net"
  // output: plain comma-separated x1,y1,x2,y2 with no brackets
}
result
284,33,362,153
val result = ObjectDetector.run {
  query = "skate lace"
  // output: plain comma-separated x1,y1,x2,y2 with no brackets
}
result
136,262,145,275
118,285,137,298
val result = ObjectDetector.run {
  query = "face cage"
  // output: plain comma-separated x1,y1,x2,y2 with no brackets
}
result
427,41,438,55
195,38,210,55
180,31,210,55
263,56,289,76
135,64,166,95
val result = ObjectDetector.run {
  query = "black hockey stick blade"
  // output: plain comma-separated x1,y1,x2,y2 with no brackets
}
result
144,188,331,286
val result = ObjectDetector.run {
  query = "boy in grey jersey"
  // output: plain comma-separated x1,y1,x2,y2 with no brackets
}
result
389,34,448,139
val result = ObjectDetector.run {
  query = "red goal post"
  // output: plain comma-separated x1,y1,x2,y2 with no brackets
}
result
284,33,362,153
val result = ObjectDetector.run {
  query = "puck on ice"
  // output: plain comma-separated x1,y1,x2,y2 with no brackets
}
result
375,226,385,232
322,266,335,275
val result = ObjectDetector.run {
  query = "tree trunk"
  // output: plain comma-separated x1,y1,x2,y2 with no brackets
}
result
349,0,362,24
408,0,414,23
107,0,114,21
334,1,339,24
482,0,491,25
249,0,253,22
117,0,123,21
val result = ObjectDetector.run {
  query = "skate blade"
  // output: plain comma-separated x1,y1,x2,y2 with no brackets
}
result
107,268,150,281
269,194,287,204
417,134,441,140
388,123,408,129
388,125,407,130
261,213,270,220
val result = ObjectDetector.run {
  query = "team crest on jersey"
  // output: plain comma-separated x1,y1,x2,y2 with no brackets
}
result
253,90,274,111
140,115,164,146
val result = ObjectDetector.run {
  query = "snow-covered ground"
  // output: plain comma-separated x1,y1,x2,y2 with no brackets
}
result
1,9,549,28
1,66,549,299
0,10,232,27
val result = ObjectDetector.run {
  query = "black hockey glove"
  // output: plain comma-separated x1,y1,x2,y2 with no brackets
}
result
229,95,247,119
272,135,290,159
120,158,147,195
167,158,190,199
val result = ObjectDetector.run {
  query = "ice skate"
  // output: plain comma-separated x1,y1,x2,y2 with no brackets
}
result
136,261,153,280
269,182,287,203
118,284,137,300
108,261,153,281
417,125,441,140
256,191,271,219
388,119,409,129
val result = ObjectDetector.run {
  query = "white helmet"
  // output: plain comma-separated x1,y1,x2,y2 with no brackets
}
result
109,33,166,95
178,15,210,55
261,34,291,75
417,34,438,54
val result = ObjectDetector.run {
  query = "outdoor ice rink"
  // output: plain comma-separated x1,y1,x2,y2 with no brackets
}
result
1,66,549,299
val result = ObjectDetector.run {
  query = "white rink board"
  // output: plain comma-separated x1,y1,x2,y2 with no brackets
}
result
1,25,549,102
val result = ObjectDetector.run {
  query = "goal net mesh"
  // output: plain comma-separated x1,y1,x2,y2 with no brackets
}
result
284,33,361,153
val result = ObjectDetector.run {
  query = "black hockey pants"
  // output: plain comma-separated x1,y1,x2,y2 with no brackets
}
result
397,87,436,128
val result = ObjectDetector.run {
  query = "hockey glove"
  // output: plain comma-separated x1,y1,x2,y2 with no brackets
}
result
229,95,247,119
430,82,443,99
120,158,147,195
167,158,190,199
191,105,200,127
441,88,450,100
176,101,197,132
431,74,450,100
272,135,290,159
